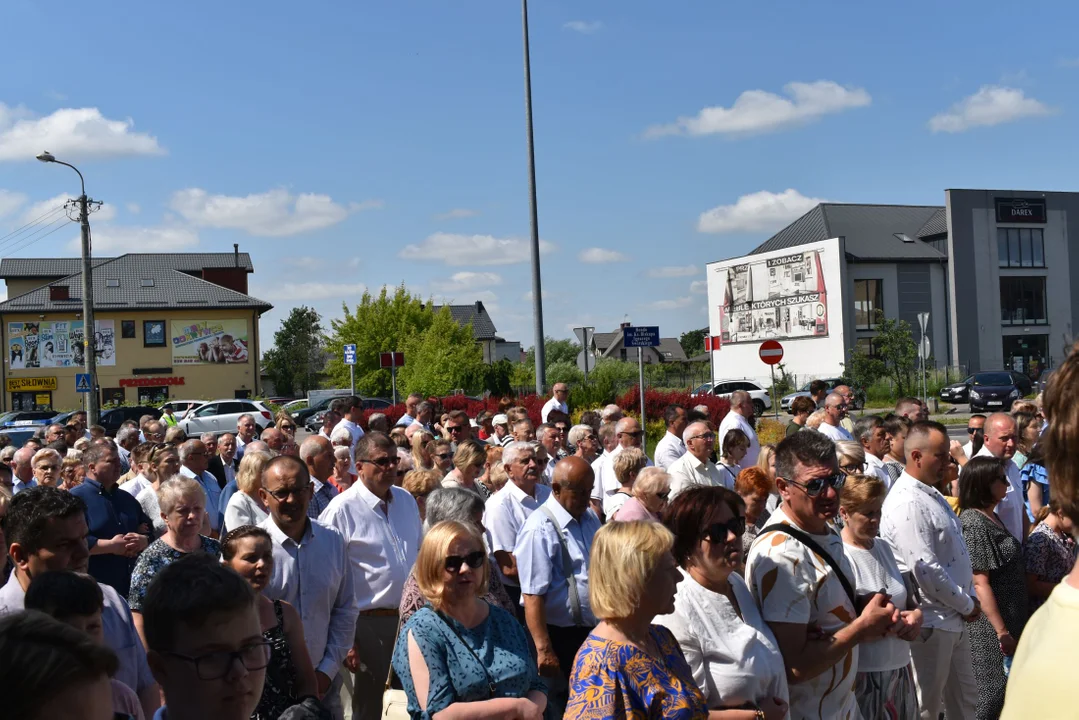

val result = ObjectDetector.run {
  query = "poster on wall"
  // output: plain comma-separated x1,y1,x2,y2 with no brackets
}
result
171,320,250,365
8,320,116,369
717,250,829,345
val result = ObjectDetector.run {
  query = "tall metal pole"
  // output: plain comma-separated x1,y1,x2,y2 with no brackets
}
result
79,192,100,424
390,352,398,407
349,364,355,396
638,348,646,444
522,0,546,395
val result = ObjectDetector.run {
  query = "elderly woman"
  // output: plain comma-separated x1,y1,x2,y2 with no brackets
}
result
654,487,789,720
0,445,15,468
718,429,750,488
568,424,600,463
429,439,454,477
223,450,271,534
399,487,516,623
612,467,671,522
163,426,187,447
835,440,866,477
135,443,182,538
402,469,442,523
410,429,435,471
805,409,827,431
960,456,1030,719
128,476,221,647
839,474,922,719
604,446,648,518
392,520,547,719
60,453,84,490
486,460,509,495
441,439,490,500
330,446,355,492
30,448,62,488
734,467,773,554
566,520,709,718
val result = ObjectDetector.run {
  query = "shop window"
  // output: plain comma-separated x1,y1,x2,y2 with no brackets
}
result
997,228,1045,268
102,387,126,406
854,279,883,330
138,386,168,405
1000,276,1048,325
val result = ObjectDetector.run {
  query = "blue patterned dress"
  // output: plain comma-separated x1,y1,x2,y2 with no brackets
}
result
127,536,222,611
391,603,548,720
565,625,709,719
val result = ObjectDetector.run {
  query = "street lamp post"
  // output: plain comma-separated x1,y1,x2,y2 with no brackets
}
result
36,152,99,425
521,0,546,395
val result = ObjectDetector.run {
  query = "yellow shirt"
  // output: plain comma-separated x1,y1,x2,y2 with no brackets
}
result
1001,577,1079,718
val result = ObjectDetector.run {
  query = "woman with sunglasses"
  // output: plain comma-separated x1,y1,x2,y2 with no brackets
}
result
392,520,548,720
610,466,670,522
428,439,454,477
135,443,183,538
441,439,491,500
655,486,789,720
410,429,435,472
274,413,298,441
839,474,921,719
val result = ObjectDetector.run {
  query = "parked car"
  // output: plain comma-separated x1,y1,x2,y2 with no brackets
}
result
941,370,1033,405
0,428,40,447
1010,371,1033,397
177,399,274,437
281,399,309,414
967,371,1023,413
2,410,58,428
780,378,865,413
303,397,393,433
159,400,205,421
100,406,162,436
293,395,349,425
695,379,772,417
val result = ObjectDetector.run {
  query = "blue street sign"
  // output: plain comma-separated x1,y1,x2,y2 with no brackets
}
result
622,326,660,348
75,373,92,393
343,343,357,366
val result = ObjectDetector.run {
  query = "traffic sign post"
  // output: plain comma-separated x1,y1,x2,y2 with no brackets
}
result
623,326,660,445
573,326,595,381
918,312,930,407
380,352,406,406
343,344,357,396
759,340,784,420
75,373,92,393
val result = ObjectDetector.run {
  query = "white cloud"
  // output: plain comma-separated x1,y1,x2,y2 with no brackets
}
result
270,282,368,301
0,102,164,161
928,86,1054,133
646,296,694,310
0,190,26,218
579,247,629,263
697,189,826,234
645,80,871,138
435,208,479,221
285,256,324,270
126,203,140,214
169,188,380,237
431,271,503,293
563,20,603,34
399,232,555,266
347,257,361,269
67,225,199,253
21,193,116,224
689,280,707,294
648,265,698,278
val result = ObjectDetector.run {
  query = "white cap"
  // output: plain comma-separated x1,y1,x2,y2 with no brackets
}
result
492,414,509,426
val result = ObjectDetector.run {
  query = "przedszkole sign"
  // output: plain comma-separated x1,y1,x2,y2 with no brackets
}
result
996,198,1047,224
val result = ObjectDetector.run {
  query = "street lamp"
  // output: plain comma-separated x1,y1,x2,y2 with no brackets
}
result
521,0,546,395
36,151,100,424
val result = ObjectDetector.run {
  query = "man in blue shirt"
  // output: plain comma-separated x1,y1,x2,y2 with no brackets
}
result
71,439,151,597
11,446,36,494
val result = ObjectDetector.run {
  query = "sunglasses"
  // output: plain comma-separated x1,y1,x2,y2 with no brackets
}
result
703,517,746,544
280,425,296,431
445,550,486,573
689,432,716,442
655,491,670,501
363,456,400,469
447,425,467,433
436,452,454,460
620,430,643,439
967,427,984,435
265,485,310,502
784,473,846,498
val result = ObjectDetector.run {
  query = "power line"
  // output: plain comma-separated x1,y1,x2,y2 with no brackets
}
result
1,216,75,258
0,205,66,246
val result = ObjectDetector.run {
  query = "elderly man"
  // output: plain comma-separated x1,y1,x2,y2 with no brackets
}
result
513,418,536,442
299,435,340,518
747,431,899,720
537,424,561,485
853,414,892,486
367,413,390,434
71,440,151,597
394,392,423,428
11,447,36,494
718,390,761,466
319,432,422,720
589,417,651,518
261,426,286,453
318,408,342,441
234,413,258,460
817,392,855,443
260,456,358,719
43,423,65,445
178,439,223,535
568,424,600,464
832,384,858,435
484,441,551,616
882,421,980,719
667,421,726,497
541,383,570,423
491,413,513,447
600,404,623,423
654,403,687,470
517,456,599,706
969,412,1027,540
115,426,140,475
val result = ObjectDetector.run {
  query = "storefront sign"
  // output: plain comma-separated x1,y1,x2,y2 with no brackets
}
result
119,377,185,388
6,377,58,392
996,198,1047,224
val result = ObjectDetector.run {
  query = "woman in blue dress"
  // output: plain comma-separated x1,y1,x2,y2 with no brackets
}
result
391,520,549,720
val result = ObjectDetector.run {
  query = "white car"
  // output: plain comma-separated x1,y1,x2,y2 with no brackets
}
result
159,400,205,420
177,399,274,437
694,379,773,417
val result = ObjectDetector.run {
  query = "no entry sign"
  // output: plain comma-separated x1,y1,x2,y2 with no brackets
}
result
759,340,784,365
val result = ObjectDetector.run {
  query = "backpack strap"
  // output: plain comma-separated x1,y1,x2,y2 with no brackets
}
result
539,505,585,627
760,523,857,609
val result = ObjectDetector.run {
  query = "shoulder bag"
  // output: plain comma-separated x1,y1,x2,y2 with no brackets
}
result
759,523,857,608
381,614,409,720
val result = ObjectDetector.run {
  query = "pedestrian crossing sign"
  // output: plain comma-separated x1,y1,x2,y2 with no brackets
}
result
75,373,92,393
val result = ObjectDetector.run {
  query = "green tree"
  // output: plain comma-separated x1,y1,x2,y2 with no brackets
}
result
680,328,707,358
395,309,486,396
262,306,325,397
842,347,886,396
871,312,918,396
525,337,580,368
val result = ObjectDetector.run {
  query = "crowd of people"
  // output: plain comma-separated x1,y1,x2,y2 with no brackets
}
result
0,367,1077,719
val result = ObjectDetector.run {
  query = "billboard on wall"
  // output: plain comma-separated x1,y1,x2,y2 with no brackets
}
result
171,320,250,365
8,320,116,369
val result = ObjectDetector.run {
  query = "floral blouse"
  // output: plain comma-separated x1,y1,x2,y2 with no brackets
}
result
127,535,221,611
1025,521,1078,612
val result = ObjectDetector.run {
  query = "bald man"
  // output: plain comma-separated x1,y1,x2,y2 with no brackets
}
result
968,412,1027,540
515,456,599,700
299,435,339,519
11,447,35,494
589,416,652,519
818,393,855,443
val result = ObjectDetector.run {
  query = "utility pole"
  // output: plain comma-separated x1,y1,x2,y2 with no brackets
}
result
522,0,546,395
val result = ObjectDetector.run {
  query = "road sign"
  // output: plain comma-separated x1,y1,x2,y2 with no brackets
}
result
75,373,92,393
573,326,594,346
343,344,357,365
919,336,931,361
379,352,405,368
576,350,596,373
704,335,722,352
917,311,930,336
759,340,784,365
623,326,660,348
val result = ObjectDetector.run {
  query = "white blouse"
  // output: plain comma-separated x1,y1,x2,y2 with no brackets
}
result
656,569,789,714
224,491,268,534
843,538,912,672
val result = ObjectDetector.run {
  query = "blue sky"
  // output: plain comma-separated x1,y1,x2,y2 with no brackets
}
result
2,0,1079,352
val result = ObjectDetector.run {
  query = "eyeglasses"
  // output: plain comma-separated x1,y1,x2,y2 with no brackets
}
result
784,473,846,498
445,550,486,573
447,425,467,433
554,424,569,432
280,425,296,431
703,517,746,544
163,641,272,680
436,452,454,460
689,432,716,442
363,456,400,469
265,484,310,502
967,427,984,435
655,490,670,501
619,430,643,439
839,462,864,475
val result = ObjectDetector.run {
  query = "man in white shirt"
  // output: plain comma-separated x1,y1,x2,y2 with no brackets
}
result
333,397,366,454
817,393,855,443
393,392,423,427
299,435,340,519
317,409,342,441
832,384,858,436
718,390,760,467
537,424,562,485
119,442,154,498
969,412,1027,540
320,432,422,720
491,413,513,447
589,417,651,518
962,414,986,461
653,404,687,470
668,422,727,497
881,420,981,720
484,441,551,615
178,439,222,535
540,383,569,423
234,413,258,461
260,455,358,720
853,415,893,488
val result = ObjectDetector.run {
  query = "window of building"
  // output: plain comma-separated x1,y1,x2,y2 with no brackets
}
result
854,279,883,330
138,386,168,405
997,228,1045,268
855,337,879,358
1000,276,1048,325
102,388,125,406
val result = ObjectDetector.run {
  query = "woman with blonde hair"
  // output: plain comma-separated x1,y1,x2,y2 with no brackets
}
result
60,453,84,490
223,450,271,534
441,439,490,500
134,443,183,538
410,429,435,471
805,409,827,431
486,461,509,495
566,520,708,718
611,467,671,523
274,412,298,440
330,446,355,492
30,448,62,488
391,520,548,719
604,446,648,518
402,469,442,523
